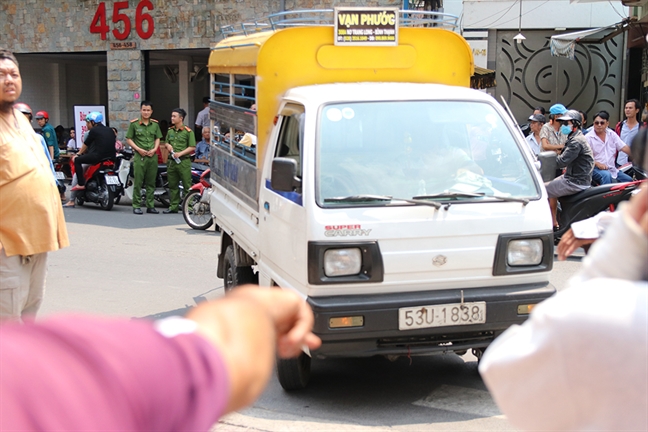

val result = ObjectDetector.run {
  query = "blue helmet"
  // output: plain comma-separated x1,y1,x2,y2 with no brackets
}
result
86,111,103,124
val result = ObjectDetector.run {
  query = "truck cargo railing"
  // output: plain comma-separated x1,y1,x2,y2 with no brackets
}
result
219,9,458,37
212,134,257,166
213,81,256,104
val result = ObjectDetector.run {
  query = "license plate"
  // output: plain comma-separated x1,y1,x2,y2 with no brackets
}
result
105,175,120,185
55,171,65,180
399,302,486,330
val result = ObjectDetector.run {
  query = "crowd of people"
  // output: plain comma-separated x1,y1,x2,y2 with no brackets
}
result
1,45,647,430
521,100,646,230
524,99,645,172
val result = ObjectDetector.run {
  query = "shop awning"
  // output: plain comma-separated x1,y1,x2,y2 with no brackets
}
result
550,17,636,60
471,66,496,89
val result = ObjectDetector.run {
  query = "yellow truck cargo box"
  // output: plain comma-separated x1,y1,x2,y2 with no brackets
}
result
209,25,473,164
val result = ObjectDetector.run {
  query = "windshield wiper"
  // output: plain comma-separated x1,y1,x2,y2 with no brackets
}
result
413,191,528,206
413,192,486,200
324,195,442,209
324,194,393,203
484,195,529,205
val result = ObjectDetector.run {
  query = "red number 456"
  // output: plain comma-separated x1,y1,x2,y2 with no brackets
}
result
90,1,155,41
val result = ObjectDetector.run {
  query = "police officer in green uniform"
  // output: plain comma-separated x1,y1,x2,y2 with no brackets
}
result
163,108,196,214
35,110,59,160
125,101,162,215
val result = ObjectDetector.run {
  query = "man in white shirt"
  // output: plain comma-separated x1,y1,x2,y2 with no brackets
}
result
585,110,632,184
615,99,642,166
524,113,544,156
194,96,210,140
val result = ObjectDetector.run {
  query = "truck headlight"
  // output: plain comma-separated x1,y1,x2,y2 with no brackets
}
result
507,239,543,266
324,248,362,276
308,242,384,285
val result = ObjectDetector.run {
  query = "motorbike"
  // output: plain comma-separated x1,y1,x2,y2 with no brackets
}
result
114,149,170,207
538,152,646,244
73,157,124,211
181,168,213,230
553,180,643,243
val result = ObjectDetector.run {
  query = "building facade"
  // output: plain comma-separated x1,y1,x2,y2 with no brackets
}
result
3,0,644,133
462,0,640,125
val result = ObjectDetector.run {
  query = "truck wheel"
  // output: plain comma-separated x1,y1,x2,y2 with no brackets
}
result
223,245,257,291
277,352,311,391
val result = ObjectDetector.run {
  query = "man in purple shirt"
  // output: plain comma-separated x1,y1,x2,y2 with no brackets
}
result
0,286,321,431
585,110,632,185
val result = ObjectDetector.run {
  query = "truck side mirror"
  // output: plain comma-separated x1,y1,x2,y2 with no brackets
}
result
271,157,302,192
537,151,557,182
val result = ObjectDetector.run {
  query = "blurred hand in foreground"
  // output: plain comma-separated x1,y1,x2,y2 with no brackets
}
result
187,285,321,413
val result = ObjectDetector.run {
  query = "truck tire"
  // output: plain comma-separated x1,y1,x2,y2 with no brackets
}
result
277,352,311,391
223,245,257,291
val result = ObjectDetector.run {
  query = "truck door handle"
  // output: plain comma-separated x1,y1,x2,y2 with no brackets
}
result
264,202,270,212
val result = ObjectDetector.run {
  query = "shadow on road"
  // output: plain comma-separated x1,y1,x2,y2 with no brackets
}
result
241,352,502,428
62,202,219,231
137,286,223,320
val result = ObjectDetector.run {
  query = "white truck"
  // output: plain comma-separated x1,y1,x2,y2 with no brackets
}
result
207,9,555,390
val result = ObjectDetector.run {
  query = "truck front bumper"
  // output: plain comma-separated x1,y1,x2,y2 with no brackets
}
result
308,283,555,358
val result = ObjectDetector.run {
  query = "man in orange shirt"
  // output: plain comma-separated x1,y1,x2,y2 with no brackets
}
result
0,50,69,322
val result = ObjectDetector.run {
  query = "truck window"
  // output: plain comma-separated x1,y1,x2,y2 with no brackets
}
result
275,104,305,178
317,101,540,206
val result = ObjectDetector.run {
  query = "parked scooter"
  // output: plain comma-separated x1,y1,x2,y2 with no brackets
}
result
73,157,123,211
181,168,213,230
114,148,170,207
538,151,646,244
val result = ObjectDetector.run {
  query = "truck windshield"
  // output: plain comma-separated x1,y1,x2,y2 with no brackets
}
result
316,101,540,207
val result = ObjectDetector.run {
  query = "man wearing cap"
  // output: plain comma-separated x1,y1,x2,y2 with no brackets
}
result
70,112,116,191
14,103,57,179
35,110,59,160
540,104,568,155
545,110,594,229
525,113,545,156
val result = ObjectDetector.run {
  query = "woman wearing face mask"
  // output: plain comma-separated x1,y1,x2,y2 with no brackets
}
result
544,109,595,230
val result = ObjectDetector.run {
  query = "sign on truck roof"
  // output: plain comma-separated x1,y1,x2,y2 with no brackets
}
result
334,7,399,46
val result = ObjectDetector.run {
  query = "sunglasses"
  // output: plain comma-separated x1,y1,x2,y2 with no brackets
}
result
593,121,607,125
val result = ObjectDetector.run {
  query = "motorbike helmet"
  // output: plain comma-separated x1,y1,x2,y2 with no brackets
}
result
557,109,582,127
14,102,32,115
34,110,49,120
85,111,103,124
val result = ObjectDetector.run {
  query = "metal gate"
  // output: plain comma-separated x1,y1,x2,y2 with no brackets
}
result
495,29,624,125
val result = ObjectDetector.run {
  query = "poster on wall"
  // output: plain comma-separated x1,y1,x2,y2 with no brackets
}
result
73,106,106,149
